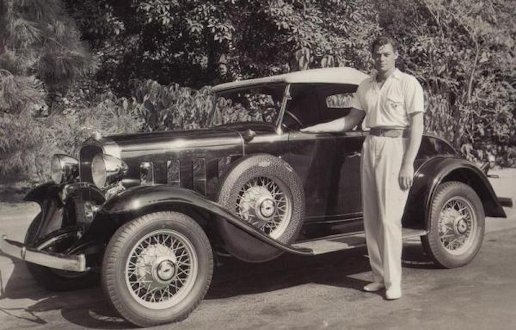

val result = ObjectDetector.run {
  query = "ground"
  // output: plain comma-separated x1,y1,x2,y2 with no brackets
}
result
0,169,515,329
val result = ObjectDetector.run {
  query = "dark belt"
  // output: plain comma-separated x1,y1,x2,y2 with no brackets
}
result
369,127,410,138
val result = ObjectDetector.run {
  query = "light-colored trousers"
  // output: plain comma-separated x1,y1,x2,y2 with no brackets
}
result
361,135,410,290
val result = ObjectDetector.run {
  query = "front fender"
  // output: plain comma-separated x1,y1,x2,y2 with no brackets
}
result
23,182,66,243
406,156,506,229
84,185,311,255
24,182,61,205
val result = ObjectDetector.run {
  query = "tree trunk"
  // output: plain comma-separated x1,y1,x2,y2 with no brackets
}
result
466,40,480,104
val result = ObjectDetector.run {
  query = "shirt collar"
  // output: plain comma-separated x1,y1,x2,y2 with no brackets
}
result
371,68,402,82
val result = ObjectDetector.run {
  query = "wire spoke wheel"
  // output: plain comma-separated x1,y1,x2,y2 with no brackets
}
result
102,212,213,327
236,176,292,239
438,197,477,255
422,181,485,268
126,229,198,309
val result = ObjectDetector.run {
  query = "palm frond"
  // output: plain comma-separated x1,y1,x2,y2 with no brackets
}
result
15,0,62,23
0,48,39,75
38,43,98,89
0,71,45,114
7,17,42,49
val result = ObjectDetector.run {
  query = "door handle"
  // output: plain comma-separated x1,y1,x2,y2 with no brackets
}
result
347,152,361,158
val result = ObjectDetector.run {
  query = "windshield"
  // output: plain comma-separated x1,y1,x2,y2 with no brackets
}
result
211,84,285,127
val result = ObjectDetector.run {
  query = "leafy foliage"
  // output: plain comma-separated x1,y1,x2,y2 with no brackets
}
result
132,80,213,131
1,0,515,183
64,0,378,93
0,91,142,182
374,0,515,165
0,0,97,108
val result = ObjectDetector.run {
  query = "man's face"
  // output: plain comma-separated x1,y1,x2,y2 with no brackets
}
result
372,43,398,74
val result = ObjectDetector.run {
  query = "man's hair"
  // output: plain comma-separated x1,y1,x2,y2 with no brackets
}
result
371,35,398,53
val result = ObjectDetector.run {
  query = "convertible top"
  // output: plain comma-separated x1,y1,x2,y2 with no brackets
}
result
212,67,369,93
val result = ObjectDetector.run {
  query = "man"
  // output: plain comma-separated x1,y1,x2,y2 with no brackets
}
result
301,36,425,300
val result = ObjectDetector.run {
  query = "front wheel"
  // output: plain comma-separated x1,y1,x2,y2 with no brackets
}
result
422,182,485,268
102,211,213,327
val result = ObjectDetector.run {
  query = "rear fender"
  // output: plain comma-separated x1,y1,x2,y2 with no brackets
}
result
404,157,506,229
81,185,311,256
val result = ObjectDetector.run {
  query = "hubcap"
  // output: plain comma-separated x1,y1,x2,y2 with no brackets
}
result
258,197,276,218
438,197,477,255
455,218,468,235
125,230,198,309
236,176,292,239
152,258,177,283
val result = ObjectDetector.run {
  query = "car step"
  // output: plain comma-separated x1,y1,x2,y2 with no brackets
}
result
291,228,428,255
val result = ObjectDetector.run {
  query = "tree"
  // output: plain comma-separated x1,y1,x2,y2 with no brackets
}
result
64,0,379,93
0,0,96,113
374,0,515,164
0,0,97,181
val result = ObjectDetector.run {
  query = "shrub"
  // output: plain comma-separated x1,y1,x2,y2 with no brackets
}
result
132,80,213,131
0,91,142,183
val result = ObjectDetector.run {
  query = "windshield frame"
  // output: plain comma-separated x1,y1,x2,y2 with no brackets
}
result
209,83,291,133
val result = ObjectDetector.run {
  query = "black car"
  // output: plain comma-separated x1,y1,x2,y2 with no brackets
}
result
0,67,508,327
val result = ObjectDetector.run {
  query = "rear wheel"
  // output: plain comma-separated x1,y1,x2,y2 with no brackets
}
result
102,211,213,327
24,213,97,291
422,182,485,268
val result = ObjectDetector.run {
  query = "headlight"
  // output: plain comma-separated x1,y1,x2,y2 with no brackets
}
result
50,154,79,184
92,154,128,188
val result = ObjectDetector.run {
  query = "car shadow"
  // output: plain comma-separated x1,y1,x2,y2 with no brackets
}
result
207,241,436,300
401,241,439,269
207,246,371,299
0,242,437,328
0,258,132,329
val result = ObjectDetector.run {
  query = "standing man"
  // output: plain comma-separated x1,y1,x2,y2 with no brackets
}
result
301,36,425,300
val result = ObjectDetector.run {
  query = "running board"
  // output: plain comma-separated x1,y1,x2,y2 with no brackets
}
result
291,228,428,255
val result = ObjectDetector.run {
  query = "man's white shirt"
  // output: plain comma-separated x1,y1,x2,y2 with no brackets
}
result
351,69,425,129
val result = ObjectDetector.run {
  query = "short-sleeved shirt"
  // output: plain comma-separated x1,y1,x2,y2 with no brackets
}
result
351,69,424,128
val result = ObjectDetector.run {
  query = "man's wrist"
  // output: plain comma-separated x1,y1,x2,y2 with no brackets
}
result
401,161,413,168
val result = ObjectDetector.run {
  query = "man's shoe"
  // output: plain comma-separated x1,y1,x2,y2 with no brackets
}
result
385,287,402,300
363,282,385,292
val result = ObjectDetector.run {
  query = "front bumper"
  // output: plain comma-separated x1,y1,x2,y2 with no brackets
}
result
0,235,87,272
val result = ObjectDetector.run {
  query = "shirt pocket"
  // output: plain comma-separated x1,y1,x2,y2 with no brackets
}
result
386,95,404,111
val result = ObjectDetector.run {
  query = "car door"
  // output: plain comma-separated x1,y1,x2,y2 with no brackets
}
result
282,84,364,223
286,131,364,222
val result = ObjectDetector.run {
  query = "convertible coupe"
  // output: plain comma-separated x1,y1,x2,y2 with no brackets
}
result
0,67,508,327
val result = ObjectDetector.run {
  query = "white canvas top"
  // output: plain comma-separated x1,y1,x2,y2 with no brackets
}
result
212,67,369,92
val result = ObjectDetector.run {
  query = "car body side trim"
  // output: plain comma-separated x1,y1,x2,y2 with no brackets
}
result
101,185,314,255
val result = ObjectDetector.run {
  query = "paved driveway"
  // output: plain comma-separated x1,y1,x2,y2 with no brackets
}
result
0,169,515,329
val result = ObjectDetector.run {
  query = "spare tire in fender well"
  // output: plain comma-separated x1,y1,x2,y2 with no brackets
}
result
216,153,305,263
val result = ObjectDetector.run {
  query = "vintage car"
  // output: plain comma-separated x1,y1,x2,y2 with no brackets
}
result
0,67,509,327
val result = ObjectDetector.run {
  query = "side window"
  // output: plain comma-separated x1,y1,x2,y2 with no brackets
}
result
324,92,366,131
326,93,355,109
212,87,283,126
323,93,355,122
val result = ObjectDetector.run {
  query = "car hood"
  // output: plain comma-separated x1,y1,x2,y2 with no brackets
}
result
79,127,244,172
103,127,243,156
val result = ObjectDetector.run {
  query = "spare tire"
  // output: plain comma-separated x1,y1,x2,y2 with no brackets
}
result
216,154,305,262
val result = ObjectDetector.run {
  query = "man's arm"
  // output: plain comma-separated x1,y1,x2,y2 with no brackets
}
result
399,111,424,190
300,108,365,133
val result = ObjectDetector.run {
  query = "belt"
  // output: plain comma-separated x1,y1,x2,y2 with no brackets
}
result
369,127,410,138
